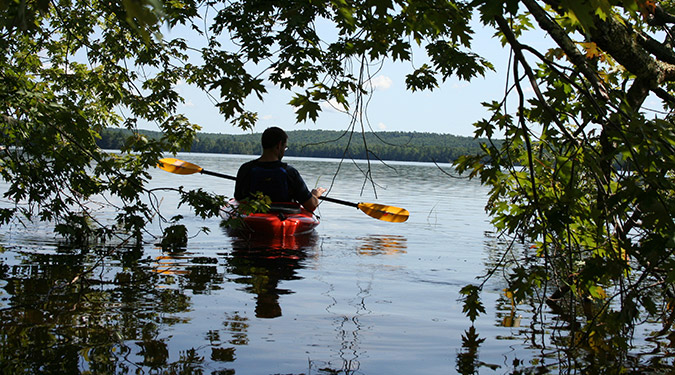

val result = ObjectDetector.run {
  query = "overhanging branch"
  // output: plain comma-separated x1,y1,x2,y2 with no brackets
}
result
522,0,609,100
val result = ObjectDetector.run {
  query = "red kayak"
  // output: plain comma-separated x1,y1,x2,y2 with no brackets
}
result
221,200,320,237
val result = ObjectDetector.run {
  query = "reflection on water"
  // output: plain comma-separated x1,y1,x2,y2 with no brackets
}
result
356,234,407,256
153,254,192,276
225,230,319,319
455,326,500,374
227,228,320,252
0,244,199,373
317,266,372,375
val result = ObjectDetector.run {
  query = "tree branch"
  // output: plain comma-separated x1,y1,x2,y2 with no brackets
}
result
542,0,675,109
635,30,675,65
522,0,609,100
646,3,675,26
494,14,576,141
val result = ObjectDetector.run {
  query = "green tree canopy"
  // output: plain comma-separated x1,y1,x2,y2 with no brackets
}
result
3,0,675,371
454,1,675,372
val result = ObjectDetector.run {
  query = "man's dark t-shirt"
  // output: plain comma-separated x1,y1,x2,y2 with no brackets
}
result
234,160,313,203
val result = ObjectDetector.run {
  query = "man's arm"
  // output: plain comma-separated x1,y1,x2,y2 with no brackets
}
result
233,162,250,200
286,165,324,211
302,187,326,212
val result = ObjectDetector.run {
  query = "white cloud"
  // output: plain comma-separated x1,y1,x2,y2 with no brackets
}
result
367,75,393,91
378,122,386,130
321,98,348,113
183,99,195,107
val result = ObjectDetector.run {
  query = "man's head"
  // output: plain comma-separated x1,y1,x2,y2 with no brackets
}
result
261,126,288,160
261,127,288,149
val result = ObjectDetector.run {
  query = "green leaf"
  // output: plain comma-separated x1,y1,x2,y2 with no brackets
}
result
289,93,322,122
160,224,188,251
405,64,438,91
459,284,486,322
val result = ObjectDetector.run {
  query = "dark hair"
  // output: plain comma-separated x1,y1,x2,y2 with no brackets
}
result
261,127,288,149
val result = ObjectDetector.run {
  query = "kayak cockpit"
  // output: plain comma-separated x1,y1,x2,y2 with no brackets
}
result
221,200,319,237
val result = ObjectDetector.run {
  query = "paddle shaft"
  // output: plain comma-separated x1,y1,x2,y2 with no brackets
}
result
204,169,355,207
319,195,358,208
202,169,235,181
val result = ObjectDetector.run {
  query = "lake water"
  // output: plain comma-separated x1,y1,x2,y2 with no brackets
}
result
0,153,541,374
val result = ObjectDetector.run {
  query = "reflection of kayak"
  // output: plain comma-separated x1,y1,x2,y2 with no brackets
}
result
230,228,318,251
221,200,320,237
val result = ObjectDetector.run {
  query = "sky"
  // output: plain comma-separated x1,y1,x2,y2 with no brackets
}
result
160,17,519,138
124,7,669,139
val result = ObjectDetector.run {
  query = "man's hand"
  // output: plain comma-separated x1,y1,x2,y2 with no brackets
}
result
312,187,327,198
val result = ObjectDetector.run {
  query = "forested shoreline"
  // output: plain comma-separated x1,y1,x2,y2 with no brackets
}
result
98,128,495,163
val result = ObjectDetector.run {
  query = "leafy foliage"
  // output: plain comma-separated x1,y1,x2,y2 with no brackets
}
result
160,221,189,251
453,0,675,371
1,0,202,244
219,192,271,232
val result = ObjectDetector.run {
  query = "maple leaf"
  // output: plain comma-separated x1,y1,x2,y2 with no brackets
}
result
580,42,601,58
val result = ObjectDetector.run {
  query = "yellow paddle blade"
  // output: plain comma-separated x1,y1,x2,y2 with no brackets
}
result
357,203,409,223
157,158,203,175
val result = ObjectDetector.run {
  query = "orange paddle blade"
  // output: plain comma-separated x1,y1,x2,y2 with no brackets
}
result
357,203,409,223
157,158,203,175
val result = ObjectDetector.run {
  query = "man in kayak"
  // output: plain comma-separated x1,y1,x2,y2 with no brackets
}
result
234,127,326,211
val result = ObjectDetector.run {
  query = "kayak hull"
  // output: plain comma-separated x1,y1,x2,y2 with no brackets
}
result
221,200,320,237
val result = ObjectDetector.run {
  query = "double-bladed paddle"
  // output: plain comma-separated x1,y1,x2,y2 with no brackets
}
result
157,157,409,223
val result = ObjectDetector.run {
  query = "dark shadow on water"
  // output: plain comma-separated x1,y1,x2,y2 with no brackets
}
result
224,229,319,319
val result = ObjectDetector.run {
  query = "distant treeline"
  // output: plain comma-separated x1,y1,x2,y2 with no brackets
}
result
97,128,496,163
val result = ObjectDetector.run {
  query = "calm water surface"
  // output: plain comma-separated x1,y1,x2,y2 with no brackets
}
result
0,153,536,374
